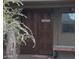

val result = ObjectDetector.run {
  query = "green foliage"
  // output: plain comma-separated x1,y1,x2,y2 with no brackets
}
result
3,0,35,48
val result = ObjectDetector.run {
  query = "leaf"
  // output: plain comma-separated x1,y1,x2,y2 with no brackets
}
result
3,0,36,48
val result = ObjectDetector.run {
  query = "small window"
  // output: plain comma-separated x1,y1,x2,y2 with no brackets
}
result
62,13,75,33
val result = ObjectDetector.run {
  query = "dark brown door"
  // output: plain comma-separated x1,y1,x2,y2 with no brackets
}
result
20,9,53,55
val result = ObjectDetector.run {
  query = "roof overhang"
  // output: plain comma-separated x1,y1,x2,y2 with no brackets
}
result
22,0,75,8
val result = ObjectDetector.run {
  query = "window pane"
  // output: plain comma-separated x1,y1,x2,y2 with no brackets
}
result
62,13,75,33
62,24,75,32
62,13,75,24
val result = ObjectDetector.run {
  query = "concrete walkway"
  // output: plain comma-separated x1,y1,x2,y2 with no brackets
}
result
18,55,53,59
4,51,74,59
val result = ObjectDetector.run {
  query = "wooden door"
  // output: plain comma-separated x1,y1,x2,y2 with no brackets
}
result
20,9,53,55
